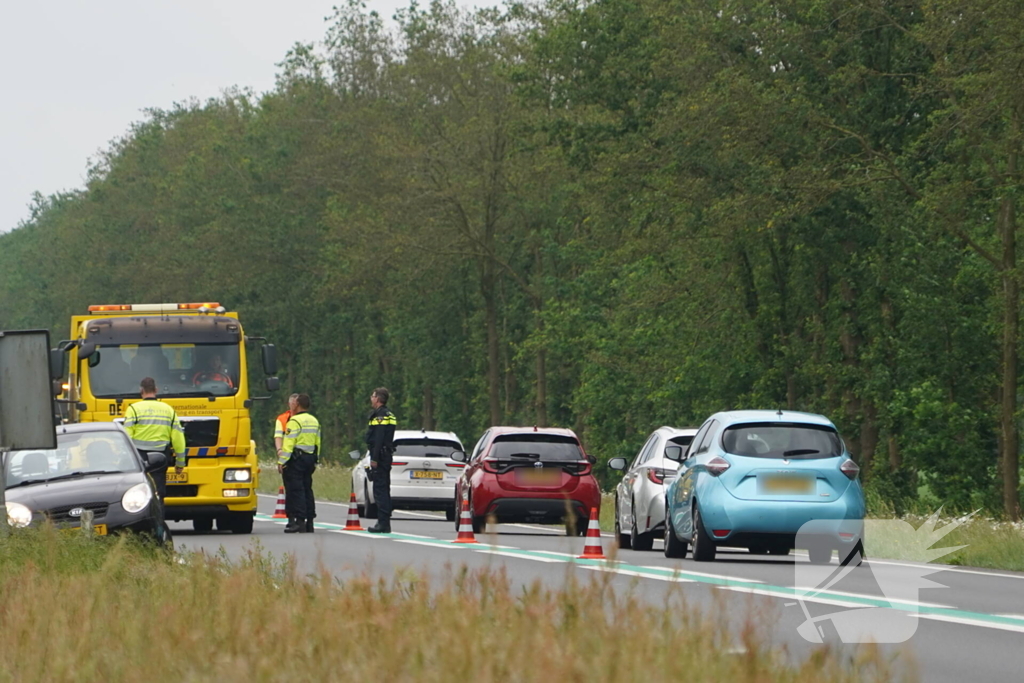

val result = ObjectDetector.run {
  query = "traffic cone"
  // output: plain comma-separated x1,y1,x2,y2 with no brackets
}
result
344,492,364,531
577,507,606,560
452,495,478,544
272,486,287,519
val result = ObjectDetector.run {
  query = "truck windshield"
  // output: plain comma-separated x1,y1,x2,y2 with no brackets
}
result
87,343,241,398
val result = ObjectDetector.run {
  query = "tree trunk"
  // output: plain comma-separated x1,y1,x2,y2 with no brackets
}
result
999,151,1020,519
482,258,502,425
888,434,901,471
422,383,435,431
536,345,548,428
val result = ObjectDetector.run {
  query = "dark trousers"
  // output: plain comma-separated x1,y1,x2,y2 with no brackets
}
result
282,452,317,520
372,464,392,524
154,465,168,501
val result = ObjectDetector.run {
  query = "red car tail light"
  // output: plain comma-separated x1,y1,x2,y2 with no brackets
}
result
705,456,730,476
481,458,501,474
391,461,408,467
840,459,860,480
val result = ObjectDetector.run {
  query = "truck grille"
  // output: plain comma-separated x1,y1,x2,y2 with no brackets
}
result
46,503,109,524
166,485,198,498
181,417,219,448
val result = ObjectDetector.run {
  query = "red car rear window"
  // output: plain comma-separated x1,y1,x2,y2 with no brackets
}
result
489,434,584,462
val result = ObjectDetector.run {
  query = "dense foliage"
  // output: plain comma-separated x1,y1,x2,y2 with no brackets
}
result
2,0,1021,516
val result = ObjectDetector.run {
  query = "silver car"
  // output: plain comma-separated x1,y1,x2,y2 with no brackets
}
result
351,430,465,521
609,426,697,550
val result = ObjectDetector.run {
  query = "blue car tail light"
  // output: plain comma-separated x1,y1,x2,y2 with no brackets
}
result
706,456,730,476
840,459,860,480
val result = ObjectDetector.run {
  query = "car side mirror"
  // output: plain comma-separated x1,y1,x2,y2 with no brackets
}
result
265,377,280,392
608,457,628,471
144,451,167,472
450,450,467,463
261,344,278,375
665,446,683,462
348,450,362,461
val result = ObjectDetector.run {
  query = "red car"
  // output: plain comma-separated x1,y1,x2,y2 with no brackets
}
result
451,427,601,535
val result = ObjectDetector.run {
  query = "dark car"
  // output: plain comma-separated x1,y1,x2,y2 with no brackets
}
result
452,427,601,535
4,422,172,545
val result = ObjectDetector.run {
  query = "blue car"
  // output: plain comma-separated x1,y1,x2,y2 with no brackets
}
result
663,410,865,564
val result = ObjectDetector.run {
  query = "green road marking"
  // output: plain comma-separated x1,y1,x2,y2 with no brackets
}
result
253,513,1024,632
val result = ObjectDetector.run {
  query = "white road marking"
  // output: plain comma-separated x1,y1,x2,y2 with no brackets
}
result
640,566,765,584
479,550,566,563
791,587,952,609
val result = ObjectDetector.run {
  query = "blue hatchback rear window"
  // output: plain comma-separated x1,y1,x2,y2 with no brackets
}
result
721,423,842,459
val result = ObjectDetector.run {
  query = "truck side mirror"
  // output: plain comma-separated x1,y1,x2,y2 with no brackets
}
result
78,340,96,360
265,377,280,392
261,344,278,375
49,348,65,380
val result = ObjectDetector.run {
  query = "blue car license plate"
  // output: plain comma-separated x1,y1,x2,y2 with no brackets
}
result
758,474,814,495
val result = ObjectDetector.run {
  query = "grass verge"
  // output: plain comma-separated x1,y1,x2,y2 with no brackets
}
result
0,526,906,682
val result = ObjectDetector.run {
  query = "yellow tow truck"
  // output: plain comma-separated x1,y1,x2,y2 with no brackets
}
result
54,302,279,533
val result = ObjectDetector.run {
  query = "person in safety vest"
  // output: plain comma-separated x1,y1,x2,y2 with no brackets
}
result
274,393,300,455
278,393,321,533
123,376,186,501
365,386,397,534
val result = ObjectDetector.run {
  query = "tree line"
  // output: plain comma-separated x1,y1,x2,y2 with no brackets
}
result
1,0,1021,517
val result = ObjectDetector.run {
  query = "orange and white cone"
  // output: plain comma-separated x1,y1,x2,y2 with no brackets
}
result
452,495,478,544
272,486,288,519
344,492,364,531
577,507,606,559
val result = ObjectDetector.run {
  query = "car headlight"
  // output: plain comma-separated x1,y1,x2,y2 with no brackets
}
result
121,482,153,514
224,468,252,483
5,502,33,528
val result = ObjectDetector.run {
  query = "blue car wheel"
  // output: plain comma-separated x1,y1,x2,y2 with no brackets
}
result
691,505,716,562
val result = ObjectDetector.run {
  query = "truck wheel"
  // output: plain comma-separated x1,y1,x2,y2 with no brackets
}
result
230,512,254,534
192,518,214,533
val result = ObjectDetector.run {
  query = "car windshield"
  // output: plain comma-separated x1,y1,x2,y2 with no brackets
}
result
394,439,462,458
87,343,240,398
489,434,584,462
5,432,140,488
721,423,843,459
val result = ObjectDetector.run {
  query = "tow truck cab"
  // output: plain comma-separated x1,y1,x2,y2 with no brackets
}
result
54,302,279,533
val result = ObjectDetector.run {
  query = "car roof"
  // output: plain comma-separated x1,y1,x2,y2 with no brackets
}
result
653,426,699,439
486,426,580,439
55,422,127,435
706,410,836,429
394,430,463,445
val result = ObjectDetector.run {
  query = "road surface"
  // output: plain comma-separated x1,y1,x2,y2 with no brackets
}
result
172,495,1024,682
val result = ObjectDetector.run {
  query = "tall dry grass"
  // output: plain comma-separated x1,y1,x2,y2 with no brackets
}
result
0,526,909,682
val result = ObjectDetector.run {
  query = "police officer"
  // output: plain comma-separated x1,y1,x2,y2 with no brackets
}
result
365,387,397,534
278,393,321,533
123,376,186,501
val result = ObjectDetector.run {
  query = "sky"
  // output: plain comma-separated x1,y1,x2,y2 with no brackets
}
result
0,0,463,234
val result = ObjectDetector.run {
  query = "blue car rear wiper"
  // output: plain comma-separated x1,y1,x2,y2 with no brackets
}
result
782,449,821,456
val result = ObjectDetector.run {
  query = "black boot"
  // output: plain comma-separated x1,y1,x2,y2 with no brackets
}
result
368,521,391,534
305,518,315,533
284,517,301,533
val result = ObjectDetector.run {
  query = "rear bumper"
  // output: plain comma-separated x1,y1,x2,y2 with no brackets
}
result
698,487,865,543
391,483,455,503
481,497,592,524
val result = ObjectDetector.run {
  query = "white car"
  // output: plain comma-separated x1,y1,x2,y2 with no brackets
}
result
609,426,698,550
351,430,465,521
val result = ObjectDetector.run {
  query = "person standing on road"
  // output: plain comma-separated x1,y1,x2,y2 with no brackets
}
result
365,387,397,534
278,393,321,534
123,376,186,502
274,394,300,455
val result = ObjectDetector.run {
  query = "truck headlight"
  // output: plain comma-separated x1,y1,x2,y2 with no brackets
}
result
224,468,252,483
121,483,153,514
5,502,32,527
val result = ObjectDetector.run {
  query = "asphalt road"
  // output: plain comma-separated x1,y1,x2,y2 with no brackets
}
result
172,495,1024,682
